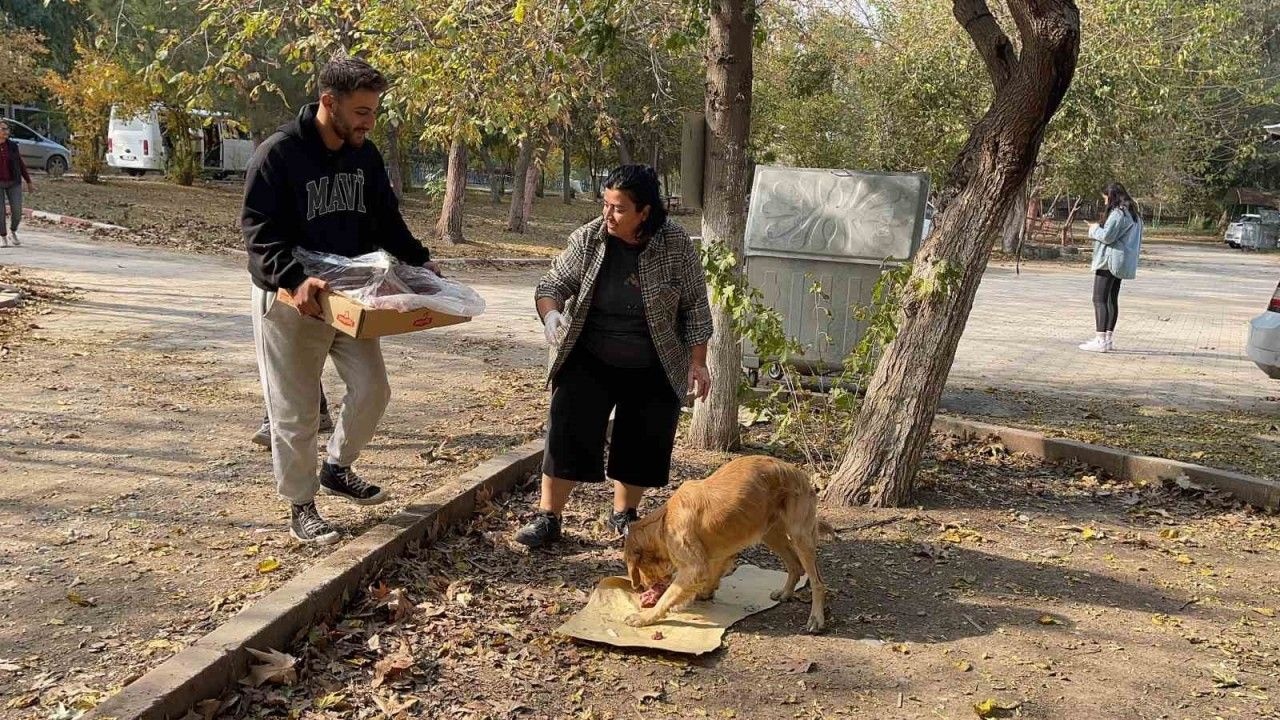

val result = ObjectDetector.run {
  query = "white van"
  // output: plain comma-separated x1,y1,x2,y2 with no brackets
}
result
107,104,166,176
106,104,254,178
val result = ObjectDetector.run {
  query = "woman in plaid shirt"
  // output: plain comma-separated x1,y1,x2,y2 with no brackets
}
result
515,164,714,548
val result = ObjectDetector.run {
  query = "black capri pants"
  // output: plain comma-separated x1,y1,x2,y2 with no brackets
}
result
543,348,682,488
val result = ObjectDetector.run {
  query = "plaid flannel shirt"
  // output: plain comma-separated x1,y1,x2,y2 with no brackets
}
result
536,217,714,398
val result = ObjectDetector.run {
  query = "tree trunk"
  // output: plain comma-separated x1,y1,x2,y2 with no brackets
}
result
1000,177,1030,253
1060,196,1083,246
522,153,539,227
386,122,404,199
687,0,755,451
562,128,572,204
615,130,633,165
436,133,468,244
508,136,535,233
822,0,1081,508
483,149,502,205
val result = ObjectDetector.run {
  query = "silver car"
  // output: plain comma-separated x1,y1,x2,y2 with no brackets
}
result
1246,279,1280,379
2,118,71,176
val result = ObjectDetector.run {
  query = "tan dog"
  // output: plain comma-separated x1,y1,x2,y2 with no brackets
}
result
622,455,829,633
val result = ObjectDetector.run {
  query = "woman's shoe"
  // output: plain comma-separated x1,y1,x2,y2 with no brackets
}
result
1078,336,1109,353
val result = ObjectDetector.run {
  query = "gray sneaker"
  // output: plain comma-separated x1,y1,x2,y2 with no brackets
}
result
0,235,8,248
290,501,340,545
251,419,272,448
9,232,18,247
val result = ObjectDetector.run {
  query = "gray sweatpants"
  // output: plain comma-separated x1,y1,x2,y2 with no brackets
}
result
0,182,20,232
251,285,391,505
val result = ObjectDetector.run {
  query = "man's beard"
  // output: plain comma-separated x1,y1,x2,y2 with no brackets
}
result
332,113,365,147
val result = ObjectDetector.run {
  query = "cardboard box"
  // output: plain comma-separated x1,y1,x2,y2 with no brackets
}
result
277,289,470,339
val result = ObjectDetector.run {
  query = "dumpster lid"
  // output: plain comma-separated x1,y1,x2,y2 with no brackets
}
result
743,166,928,264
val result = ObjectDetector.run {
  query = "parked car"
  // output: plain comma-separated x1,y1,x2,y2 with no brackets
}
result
1225,214,1260,249
3,118,71,176
1246,280,1280,379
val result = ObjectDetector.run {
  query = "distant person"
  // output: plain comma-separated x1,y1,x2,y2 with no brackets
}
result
1080,182,1143,353
513,164,714,549
244,55,440,544
0,121,34,248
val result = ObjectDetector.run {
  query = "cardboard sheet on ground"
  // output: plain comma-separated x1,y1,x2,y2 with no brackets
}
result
556,564,806,654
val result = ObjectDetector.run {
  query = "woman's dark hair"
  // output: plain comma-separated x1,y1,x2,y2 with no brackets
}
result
604,164,667,237
1102,182,1140,223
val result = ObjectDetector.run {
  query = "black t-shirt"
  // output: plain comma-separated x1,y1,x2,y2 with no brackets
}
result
580,234,659,368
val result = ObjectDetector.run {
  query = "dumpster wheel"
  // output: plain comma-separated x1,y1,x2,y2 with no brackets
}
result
766,362,785,381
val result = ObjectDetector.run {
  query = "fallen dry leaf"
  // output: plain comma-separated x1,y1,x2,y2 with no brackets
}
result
239,647,297,687
1037,615,1062,625
372,641,415,688
66,590,97,607
386,589,416,622
1250,607,1276,618
256,557,281,574
955,660,973,672
195,698,221,720
973,698,1020,718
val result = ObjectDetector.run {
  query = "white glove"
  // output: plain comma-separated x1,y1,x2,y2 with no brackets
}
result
543,310,568,345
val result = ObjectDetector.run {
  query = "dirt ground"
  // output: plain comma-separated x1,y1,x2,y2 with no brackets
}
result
4,185,1274,719
0,233,552,719
181,434,1280,720
24,176,648,259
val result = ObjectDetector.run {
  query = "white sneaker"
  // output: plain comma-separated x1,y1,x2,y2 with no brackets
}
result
8,232,18,247
0,235,8,248
1078,337,1109,353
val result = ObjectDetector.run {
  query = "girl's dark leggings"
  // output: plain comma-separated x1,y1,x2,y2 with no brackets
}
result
1093,269,1122,332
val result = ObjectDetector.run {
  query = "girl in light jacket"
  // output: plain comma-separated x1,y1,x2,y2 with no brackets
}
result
1080,182,1143,353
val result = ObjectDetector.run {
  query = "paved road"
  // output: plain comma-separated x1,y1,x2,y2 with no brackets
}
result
950,243,1280,413
5,227,1276,416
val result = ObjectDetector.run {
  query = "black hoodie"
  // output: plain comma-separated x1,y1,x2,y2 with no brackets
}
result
242,103,429,292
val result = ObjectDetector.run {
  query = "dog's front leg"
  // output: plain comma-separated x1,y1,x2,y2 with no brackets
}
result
625,571,698,627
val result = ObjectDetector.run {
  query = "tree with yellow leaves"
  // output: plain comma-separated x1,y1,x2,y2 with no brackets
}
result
43,41,147,184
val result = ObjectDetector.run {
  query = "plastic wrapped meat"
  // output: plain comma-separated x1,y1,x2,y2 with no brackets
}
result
294,248,485,317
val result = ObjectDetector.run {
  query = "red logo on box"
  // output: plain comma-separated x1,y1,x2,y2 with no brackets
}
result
336,311,355,328
412,311,435,327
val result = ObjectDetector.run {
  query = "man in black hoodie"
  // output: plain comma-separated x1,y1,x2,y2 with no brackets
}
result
245,56,438,544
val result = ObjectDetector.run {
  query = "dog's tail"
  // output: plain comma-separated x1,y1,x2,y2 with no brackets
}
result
816,518,837,542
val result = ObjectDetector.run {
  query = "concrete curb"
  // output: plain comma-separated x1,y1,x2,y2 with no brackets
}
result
23,207,128,232
932,414,1280,510
85,439,545,720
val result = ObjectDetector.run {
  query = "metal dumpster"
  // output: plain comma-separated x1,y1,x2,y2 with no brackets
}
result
740,166,930,382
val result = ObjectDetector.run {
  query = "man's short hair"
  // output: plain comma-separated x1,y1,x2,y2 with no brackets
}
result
318,55,388,97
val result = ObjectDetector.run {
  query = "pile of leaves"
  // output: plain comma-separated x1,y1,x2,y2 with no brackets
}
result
0,266,79,345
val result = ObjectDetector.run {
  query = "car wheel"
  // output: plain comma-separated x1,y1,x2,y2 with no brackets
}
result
126,168,146,177
46,155,68,177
